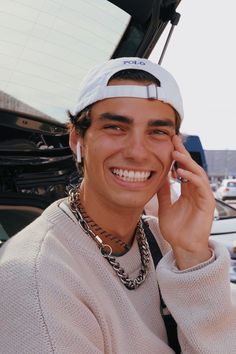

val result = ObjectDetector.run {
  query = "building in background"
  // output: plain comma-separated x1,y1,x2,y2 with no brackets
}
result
205,150,236,182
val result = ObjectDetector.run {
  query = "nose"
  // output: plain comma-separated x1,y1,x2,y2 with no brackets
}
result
122,131,150,162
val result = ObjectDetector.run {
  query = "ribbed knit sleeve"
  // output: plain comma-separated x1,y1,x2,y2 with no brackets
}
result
156,240,236,354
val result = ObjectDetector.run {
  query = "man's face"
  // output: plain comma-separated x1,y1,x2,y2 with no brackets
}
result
78,79,177,212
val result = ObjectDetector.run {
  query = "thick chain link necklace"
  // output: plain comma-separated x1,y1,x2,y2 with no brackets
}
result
68,186,150,290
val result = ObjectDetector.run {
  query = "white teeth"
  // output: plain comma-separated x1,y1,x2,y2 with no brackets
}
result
129,171,134,178
112,168,151,182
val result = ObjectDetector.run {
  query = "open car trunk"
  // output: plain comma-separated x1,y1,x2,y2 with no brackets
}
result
0,0,181,239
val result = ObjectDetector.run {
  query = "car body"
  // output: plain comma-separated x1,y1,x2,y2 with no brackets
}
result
211,199,236,283
216,179,236,201
230,282,236,305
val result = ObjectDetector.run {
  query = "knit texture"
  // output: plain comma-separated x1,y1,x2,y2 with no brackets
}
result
0,199,235,354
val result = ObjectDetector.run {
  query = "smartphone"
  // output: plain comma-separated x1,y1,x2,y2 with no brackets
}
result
170,160,178,180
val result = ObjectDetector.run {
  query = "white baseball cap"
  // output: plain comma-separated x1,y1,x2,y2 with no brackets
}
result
73,57,184,121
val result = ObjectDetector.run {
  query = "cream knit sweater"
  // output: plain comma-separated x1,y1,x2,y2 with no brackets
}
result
0,199,236,354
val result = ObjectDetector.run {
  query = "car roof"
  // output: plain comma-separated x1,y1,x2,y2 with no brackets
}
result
221,179,236,184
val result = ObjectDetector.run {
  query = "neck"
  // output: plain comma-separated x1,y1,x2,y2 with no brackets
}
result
79,183,143,253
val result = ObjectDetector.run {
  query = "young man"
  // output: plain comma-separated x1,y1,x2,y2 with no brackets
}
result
0,57,235,353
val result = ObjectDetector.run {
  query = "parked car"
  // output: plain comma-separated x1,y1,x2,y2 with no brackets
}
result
230,282,236,305
211,199,236,283
216,179,236,201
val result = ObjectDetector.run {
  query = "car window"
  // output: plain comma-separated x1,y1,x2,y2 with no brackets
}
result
0,0,130,121
227,182,236,188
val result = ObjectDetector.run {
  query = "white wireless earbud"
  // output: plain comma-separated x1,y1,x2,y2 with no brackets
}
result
76,142,81,163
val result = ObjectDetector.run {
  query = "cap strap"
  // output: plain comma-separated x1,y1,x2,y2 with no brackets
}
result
100,84,167,101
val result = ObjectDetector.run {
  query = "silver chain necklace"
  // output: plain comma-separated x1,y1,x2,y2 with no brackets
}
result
68,186,150,290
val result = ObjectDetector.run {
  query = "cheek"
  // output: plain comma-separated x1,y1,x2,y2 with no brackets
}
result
84,133,123,157
152,139,174,164
83,135,121,170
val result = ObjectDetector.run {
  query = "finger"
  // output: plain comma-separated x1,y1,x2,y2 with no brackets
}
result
171,135,213,196
172,135,191,156
171,135,202,176
177,167,212,196
172,135,208,181
172,150,208,181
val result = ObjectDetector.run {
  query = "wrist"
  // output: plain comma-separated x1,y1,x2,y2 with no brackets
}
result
173,246,213,270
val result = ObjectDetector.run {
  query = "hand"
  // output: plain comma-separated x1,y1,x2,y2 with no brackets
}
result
157,135,215,270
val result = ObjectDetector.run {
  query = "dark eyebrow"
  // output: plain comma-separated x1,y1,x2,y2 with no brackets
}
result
148,119,175,128
98,113,175,128
98,113,133,124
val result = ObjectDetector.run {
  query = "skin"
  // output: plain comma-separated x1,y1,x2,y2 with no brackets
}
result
70,79,215,269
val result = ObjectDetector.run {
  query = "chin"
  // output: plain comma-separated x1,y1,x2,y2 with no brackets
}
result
112,192,151,211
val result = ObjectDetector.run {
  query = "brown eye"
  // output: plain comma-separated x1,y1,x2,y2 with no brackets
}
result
152,129,169,136
104,125,122,130
103,125,125,135
150,129,172,141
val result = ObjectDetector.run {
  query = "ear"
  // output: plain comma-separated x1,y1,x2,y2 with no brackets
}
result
69,128,82,155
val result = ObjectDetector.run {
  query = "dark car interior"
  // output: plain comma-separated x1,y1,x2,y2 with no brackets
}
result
0,110,77,239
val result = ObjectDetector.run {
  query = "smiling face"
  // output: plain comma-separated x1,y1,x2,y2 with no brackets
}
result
70,79,177,216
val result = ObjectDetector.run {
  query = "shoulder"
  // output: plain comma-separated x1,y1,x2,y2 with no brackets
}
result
0,198,74,285
0,198,102,352
0,202,63,352
0,197,98,290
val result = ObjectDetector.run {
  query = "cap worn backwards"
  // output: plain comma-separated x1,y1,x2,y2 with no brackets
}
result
73,57,184,121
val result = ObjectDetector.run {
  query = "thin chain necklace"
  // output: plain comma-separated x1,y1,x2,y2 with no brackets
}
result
75,189,131,252
68,186,150,290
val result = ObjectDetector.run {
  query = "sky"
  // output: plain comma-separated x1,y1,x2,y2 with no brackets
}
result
151,0,236,150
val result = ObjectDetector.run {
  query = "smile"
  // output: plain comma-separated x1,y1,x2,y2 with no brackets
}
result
111,168,151,182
